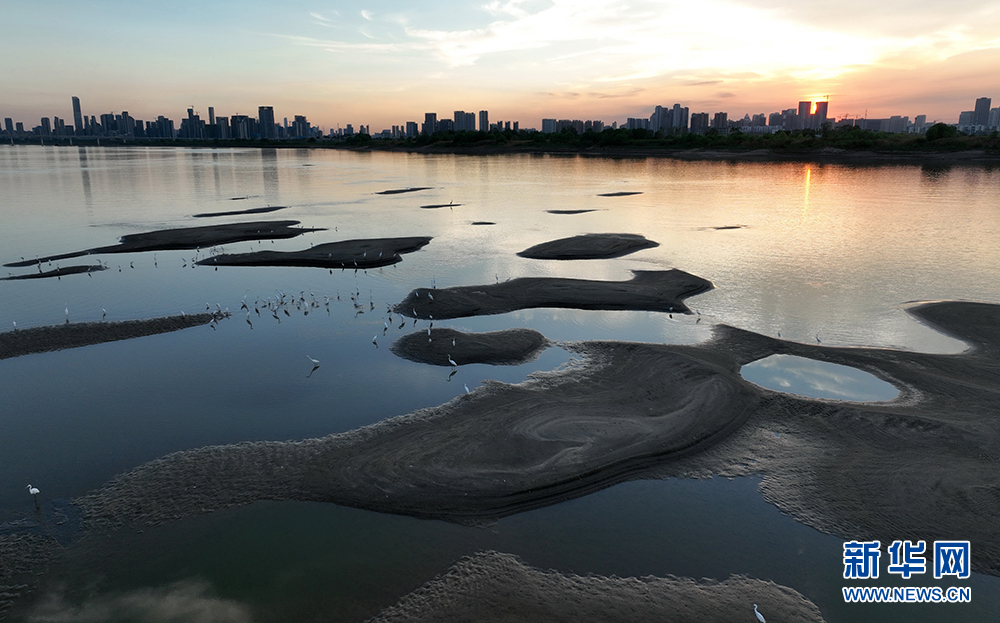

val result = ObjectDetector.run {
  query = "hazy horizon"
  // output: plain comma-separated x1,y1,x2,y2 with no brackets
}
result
4,0,999,130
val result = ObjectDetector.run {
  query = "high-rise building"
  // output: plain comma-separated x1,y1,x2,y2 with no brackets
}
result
973,97,991,127
813,101,829,128
711,112,728,130
258,106,276,138
690,113,709,134
405,121,418,137
4,118,13,134
40,117,52,136
423,112,437,135
72,96,83,136
798,101,812,129
478,110,488,132
208,107,215,126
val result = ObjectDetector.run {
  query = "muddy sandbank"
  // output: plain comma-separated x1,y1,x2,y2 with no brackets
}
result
196,237,432,270
370,551,825,623
597,191,643,197
517,233,659,260
471,221,495,225
377,187,432,195
191,206,288,218
395,269,711,320
71,301,1000,577
546,209,598,215
2,265,107,281
3,221,321,268
390,328,550,367
0,313,225,361
419,203,462,209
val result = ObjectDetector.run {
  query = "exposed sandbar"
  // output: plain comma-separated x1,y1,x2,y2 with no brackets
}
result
2,265,106,280
71,301,1000,577
0,313,224,360
3,221,321,268
390,328,550,366
597,191,643,197
377,187,433,195
196,236,431,270
471,221,495,225
191,206,288,218
395,269,712,320
370,551,825,623
546,209,598,215
517,233,659,260
76,334,756,528
419,203,462,209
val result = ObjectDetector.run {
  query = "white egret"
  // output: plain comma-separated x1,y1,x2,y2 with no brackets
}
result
27,485,39,505
427,292,434,302
372,334,378,347
753,604,765,623
305,355,320,365
447,355,457,367
464,383,470,394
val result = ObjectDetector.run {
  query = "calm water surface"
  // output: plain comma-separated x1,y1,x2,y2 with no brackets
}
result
2,146,999,622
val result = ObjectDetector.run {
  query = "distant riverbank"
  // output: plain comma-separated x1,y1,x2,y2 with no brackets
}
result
8,134,1000,166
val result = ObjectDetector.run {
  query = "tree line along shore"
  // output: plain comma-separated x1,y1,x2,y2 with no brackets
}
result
9,124,1000,162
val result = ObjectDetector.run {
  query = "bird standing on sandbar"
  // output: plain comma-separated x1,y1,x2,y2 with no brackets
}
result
753,604,765,623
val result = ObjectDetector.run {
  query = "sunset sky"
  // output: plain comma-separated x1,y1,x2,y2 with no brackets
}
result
4,0,999,131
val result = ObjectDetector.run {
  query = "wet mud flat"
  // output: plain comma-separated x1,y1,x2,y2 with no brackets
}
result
2,265,106,281
396,270,712,320
390,328,550,366
196,237,432,270
370,551,825,623
517,233,659,260
68,301,1000,579
597,191,643,197
3,221,321,268
377,188,433,195
0,313,224,360
191,206,289,218
546,209,599,215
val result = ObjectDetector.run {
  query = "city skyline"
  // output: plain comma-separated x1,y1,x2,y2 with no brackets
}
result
3,0,999,130
6,93,999,141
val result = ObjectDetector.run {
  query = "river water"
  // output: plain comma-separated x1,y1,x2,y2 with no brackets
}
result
1,146,998,622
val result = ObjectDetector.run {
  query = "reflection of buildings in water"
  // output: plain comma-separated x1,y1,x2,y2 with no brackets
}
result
212,151,222,195
77,147,93,209
189,149,208,196
261,148,279,198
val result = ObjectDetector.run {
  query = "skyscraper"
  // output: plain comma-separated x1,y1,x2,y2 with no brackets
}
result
814,101,829,129
798,101,812,130
72,96,83,136
479,110,488,132
258,106,276,138
423,112,437,135
973,97,991,127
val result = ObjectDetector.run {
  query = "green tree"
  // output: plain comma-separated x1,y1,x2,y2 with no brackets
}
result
925,123,957,141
